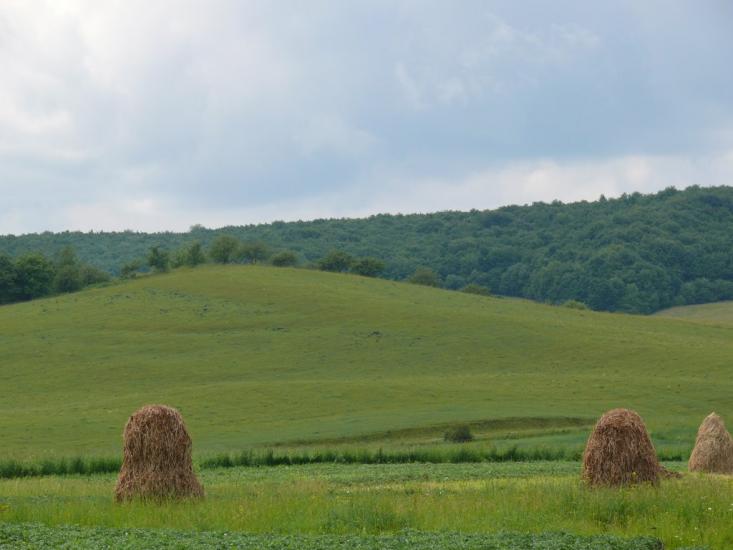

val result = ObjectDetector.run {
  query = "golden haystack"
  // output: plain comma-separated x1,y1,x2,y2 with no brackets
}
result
582,408,660,487
114,404,204,501
688,412,733,474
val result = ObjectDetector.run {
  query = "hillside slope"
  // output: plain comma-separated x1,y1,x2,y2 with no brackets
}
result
2,185,733,313
1,265,732,458
655,301,733,324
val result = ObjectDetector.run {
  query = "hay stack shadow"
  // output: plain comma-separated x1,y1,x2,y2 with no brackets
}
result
582,408,660,487
115,404,204,502
688,412,733,474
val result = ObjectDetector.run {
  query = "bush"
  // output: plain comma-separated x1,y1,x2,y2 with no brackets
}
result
563,299,589,310
408,267,440,287
461,283,491,296
271,251,298,267
444,424,474,443
318,250,354,272
351,257,385,277
209,235,240,264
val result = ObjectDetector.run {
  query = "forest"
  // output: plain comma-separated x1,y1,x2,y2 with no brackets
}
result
1,185,732,314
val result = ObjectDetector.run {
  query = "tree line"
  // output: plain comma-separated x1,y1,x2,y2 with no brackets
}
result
1,185,732,313
0,247,110,305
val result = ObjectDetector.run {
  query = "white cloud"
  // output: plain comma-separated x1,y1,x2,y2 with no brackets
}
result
0,1,731,234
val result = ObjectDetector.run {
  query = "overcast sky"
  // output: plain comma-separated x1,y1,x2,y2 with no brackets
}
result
1,1,732,234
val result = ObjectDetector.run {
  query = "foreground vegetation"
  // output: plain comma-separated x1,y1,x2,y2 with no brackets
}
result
0,523,664,550
2,185,733,312
0,462,729,549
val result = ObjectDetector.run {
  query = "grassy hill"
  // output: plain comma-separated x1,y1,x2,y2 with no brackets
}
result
1,265,732,459
3,185,733,313
655,300,733,324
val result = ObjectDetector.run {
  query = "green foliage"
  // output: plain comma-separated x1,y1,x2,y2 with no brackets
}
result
351,257,386,277
408,267,440,287
239,241,270,264
0,253,16,304
4,185,733,312
120,260,143,279
0,523,664,550
444,424,474,443
563,300,589,310
318,250,354,272
173,241,207,268
13,253,55,300
460,283,490,296
53,264,83,293
146,246,170,273
271,250,298,267
208,235,239,264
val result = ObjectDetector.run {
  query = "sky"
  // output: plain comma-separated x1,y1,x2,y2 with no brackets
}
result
1,1,732,234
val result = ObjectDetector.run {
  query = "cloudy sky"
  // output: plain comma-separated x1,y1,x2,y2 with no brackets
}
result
1,1,732,234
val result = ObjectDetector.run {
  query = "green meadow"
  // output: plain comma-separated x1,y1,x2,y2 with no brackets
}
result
655,301,733,325
1,462,732,548
1,265,732,459
3,266,733,548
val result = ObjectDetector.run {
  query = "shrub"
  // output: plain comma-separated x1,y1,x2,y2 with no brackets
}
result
318,250,354,272
271,251,298,267
351,257,385,277
563,299,589,310
209,235,240,264
444,424,474,443
408,267,440,287
461,283,491,296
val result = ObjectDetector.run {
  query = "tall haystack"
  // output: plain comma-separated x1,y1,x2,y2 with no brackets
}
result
582,408,660,487
115,404,204,501
688,412,733,474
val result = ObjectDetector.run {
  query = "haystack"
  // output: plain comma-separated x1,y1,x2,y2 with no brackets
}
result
582,408,660,487
688,412,733,474
115,404,204,501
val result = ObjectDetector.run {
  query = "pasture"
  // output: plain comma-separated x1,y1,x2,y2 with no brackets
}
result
1,266,732,459
2,266,733,548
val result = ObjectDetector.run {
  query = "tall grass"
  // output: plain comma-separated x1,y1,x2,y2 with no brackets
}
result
0,444,690,479
0,464,730,548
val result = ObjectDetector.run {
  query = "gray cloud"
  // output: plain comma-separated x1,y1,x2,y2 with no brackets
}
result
0,1,732,233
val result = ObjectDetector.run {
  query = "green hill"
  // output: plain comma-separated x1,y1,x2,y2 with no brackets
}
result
655,300,733,324
2,185,733,313
1,265,732,459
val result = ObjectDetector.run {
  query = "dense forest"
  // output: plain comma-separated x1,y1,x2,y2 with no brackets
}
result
1,185,732,314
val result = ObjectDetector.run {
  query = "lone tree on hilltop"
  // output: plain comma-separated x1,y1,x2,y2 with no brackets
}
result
239,241,270,264
209,235,239,264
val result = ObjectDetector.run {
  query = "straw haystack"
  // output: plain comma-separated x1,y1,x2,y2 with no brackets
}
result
582,408,660,487
688,413,733,474
115,404,204,501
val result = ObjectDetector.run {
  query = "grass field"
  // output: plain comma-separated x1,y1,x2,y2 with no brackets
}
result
0,462,730,549
3,266,733,548
655,301,733,324
1,265,732,459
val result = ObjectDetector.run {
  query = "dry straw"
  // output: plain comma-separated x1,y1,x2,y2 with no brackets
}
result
115,404,204,501
688,412,733,474
582,408,660,487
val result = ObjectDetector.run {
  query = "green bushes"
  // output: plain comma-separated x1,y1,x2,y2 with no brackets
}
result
0,456,120,478
443,424,474,443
